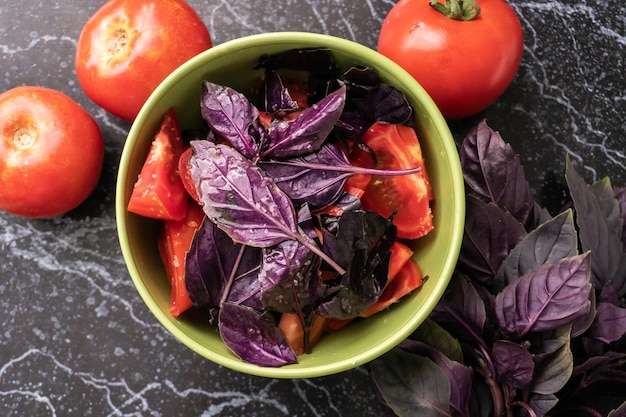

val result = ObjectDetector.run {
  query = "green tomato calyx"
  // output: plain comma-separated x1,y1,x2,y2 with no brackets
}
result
429,0,481,21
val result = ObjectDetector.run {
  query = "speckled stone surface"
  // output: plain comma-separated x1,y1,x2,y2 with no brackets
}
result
0,1,623,415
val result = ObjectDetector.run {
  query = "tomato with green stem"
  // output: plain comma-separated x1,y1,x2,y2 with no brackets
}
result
378,0,523,119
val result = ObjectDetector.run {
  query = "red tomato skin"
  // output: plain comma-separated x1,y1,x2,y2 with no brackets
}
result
358,123,434,240
128,108,188,220
178,147,201,204
75,0,212,121
378,0,523,119
361,258,424,318
157,199,205,317
0,86,104,218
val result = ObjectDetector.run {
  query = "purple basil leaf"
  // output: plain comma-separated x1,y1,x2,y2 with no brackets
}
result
587,302,626,343
321,209,394,271
262,85,346,158
571,288,597,338
351,83,413,126
460,120,534,229
317,209,396,319
255,47,336,77
262,70,300,113
600,282,621,305
528,325,573,395
258,239,328,313
457,195,526,288
409,318,464,364
335,110,370,141
572,351,626,381
370,348,453,417
566,156,626,296
261,143,351,207
218,302,297,367
495,253,593,339
190,140,345,274
495,209,578,291
492,340,534,389
189,140,299,247
343,66,380,97
431,273,487,343
185,219,263,310
200,81,264,159
261,142,421,208
615,187,626,248
398,339,473,417
527,394,559,417
591,177,624,236
184,217,226,308
343,66,412,126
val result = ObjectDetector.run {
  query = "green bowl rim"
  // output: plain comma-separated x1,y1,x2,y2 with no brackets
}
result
116,31,465,379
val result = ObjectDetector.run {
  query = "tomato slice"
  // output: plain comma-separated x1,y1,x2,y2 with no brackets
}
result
361,258,424,318
128,108,188,220
387,241,415,281
358,123,434,239
344,142,374,191
157,200,205,317
178,147,201,204
278,313,327,355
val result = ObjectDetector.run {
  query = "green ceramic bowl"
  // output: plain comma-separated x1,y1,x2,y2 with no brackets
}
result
116,32,464,379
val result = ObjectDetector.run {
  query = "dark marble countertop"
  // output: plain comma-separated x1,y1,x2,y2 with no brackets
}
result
1,1,624,416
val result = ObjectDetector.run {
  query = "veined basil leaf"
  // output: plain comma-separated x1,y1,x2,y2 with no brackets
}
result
262,85,346,159
255,47,337,77
565,156,626,296
495,209,578,291
587,302,626,343
262,70,299,113
261,143,351,208
189,140,345,274
261,142,421,208
189,140,299,247
259,239,327,314
200,81,264,159
316,209,395,319
370,348,453,417
457,195,526,289
398,339,473,417
343,66,413,126
495,253,593,339
528,325,573,395
218,302,297,367
492,340,534,389
430,272,487,343
185,219,263,310
460,120,534,229
615,186,626,248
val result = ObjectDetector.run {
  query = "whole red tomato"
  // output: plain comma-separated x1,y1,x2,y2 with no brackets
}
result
75,0,212,121
378,0,523,119
0,86,104,218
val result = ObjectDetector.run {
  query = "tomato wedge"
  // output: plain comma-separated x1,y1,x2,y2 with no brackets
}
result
324,241,417,331
128,108,188,220
278,313,327,356
178,147,201,204
357,122,434,239
157,200,205,317
361,258,424,318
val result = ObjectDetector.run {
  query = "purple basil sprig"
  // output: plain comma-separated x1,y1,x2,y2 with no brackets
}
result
371,120,626,417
